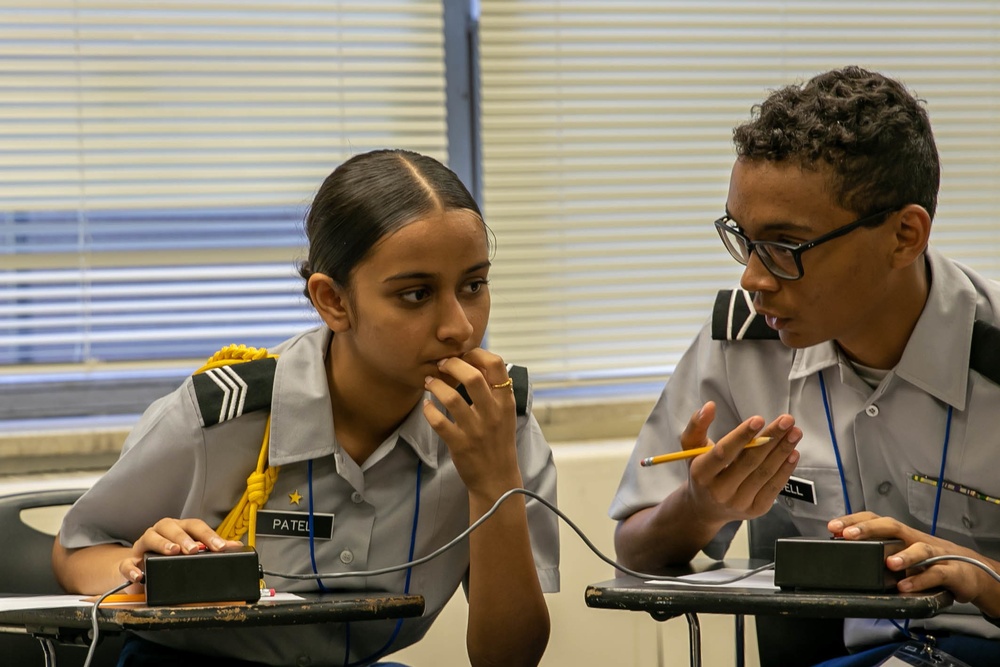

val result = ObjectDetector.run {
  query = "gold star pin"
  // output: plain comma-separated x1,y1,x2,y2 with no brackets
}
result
289,490,302,506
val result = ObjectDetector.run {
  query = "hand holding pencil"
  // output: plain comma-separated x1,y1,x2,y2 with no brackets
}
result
640,436,772,466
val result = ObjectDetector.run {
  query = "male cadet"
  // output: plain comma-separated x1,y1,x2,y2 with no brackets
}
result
609,66,1000,666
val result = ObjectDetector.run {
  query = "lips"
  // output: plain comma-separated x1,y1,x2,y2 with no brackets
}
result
754,305,788,330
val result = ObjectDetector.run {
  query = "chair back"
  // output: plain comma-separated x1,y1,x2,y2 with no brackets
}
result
0,487,122,666
0,489,86,594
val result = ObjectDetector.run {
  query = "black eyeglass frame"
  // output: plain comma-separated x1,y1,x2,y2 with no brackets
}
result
713,207,899,280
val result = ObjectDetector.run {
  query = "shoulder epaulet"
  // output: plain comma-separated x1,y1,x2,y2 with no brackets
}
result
970,320,1000,386
192,356,277,427
711,289,780,341
456,363,529,416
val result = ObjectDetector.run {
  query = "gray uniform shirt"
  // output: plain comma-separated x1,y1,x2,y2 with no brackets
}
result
609,247,1000,646
61,326,560,666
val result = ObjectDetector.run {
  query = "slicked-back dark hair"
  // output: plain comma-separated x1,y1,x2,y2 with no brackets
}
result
299,149,486,300
733,66,939,221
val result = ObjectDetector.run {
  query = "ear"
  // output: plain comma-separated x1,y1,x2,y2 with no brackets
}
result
890,204,931,269
307,273,353,333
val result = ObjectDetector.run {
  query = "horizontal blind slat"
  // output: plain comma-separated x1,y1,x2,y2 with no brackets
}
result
2,0,448,385
480,0,1000,388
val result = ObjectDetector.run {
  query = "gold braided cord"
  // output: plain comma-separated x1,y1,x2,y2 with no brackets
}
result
194,344,280,548
215,415,280,546
196,343,275,374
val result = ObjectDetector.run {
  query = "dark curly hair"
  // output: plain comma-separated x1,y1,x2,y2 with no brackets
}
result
733,66,939,221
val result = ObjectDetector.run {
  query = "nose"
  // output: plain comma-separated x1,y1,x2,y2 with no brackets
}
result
739,250,781,293
437,294,475,343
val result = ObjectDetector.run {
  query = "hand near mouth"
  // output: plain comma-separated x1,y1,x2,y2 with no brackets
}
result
422,348,523,499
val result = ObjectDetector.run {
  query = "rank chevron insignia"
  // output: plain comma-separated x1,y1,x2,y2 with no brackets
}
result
711,289,780,341
192,357,277,427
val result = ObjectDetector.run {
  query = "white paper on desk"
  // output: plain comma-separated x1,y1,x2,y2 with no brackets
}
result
646,568,778,590
0,594,91,612
257,592,304,603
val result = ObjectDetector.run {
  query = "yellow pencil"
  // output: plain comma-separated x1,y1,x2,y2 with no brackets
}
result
639,437,772,467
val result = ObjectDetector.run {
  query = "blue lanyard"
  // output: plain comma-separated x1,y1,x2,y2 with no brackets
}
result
819,367,953,642
303,456,423,666
817,368,952,534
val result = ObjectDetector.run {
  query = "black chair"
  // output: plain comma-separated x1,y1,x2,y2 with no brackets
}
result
748,511,849,667
0,488,123,666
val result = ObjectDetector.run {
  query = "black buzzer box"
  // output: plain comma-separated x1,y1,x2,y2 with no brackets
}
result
774,537,904,592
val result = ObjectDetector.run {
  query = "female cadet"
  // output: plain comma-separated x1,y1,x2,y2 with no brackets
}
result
51,149,560,667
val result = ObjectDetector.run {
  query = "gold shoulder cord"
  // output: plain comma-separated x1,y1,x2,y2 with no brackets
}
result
194,344,280,549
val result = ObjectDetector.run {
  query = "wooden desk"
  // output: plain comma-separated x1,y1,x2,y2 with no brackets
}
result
585,561,953,667
0,591,425,666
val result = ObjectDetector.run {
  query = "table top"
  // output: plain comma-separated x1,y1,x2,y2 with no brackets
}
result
585,560,954,621
0,591,425,642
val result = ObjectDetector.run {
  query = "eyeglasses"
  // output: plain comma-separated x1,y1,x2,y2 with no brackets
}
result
714,207,898,280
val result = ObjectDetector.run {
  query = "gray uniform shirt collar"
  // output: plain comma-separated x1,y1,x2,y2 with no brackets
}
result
266,326,440,469
789,247,977,409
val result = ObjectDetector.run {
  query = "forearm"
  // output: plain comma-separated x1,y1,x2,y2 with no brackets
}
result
614,484,728,571
466,481,549,667
52,535,137,596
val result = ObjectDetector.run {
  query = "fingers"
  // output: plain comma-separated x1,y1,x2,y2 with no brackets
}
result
423,349,521,495
721,415,801,514
824,516,988,600
118,556,145,587
715,416,768,463
122,518,241,589
134,518,237,559
827,511,881,537
447,349,512,404
886,542,936,575
696,413,799,477
425,350,512,425
679,402,717,452
828,513,905,541
683,412,801,524
886,542,987,603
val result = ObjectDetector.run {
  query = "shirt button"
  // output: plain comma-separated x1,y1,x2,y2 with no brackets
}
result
340,549,354,564
963,516,974,529
351,491,363,504
865,405,879,417
877,481,893,496
783,496,794,508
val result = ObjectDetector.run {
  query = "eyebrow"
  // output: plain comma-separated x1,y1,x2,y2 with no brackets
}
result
725,210,813,236
384,260,492,283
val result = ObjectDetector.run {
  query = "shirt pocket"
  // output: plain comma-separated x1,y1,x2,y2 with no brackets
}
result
906,474,1000,552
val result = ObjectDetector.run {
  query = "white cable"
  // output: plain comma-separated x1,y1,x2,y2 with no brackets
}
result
915,554,1000,583
83,579,132,667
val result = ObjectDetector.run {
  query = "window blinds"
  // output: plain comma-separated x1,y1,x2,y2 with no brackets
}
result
478,0,1000,392
1,0,448,419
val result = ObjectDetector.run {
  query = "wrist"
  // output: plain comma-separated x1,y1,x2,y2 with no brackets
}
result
467,472,525,508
